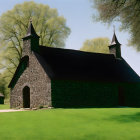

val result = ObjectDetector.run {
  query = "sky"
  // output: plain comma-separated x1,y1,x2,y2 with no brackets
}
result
0,0,140,76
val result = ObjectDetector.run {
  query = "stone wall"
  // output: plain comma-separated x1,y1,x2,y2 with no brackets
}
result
10,39,51,108
51,80,118,108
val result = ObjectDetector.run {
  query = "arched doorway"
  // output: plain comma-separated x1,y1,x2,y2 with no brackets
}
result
23,86,30,108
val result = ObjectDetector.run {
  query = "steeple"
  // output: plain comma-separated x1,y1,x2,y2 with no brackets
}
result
22,20,40,54
108,30,121,58
23,20,39,40
110,32,121,46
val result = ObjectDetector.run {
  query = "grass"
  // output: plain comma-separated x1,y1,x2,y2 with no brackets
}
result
0,108,140,140
0,104,10,109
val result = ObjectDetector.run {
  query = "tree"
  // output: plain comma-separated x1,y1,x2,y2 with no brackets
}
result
0,1,70,79
92,0,140,51
0,73,9,97
80,37,110,54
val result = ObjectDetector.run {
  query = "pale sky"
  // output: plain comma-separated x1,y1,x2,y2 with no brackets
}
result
0,0,140,76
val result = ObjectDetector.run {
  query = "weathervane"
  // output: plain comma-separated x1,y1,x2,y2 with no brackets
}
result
29,17,32,23
113,25,115,33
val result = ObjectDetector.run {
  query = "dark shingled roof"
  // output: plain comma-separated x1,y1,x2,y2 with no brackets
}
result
8,22,140,88
8,45,140,88
34,46,140,83
8,56,29,88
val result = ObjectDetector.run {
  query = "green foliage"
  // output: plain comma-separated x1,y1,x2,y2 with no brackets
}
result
1,109,140,139
92,0,140,51
80,37,110,53
0,73,9,98
0,76,6,94
39,105,44,109
0,1,70,49
0,1,70,95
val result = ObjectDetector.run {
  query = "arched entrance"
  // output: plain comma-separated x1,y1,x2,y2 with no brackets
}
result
23,86,30,108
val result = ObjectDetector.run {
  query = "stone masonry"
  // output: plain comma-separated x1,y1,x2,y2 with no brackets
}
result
10,38,52,108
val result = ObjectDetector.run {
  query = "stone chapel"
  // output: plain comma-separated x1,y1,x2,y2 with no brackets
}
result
9,22,140,108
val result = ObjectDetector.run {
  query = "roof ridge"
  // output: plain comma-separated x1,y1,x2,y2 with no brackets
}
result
39,45,115,57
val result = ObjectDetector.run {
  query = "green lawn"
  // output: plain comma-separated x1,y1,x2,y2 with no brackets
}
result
0,104,10,109
0,108,140,140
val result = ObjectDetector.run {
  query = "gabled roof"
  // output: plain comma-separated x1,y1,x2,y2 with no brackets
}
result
8,56,29,88
36,46,140,82
8,22,140,88
8,45,140,88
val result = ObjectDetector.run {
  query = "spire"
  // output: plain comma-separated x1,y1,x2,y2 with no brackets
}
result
110,26,121,45
22,19,40,53
108,27,122,58
111,32,121,45
23,19,39,40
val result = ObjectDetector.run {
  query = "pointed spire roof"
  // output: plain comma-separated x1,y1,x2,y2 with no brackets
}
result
23,20,39,39
110,32,121,45
110,28,121,46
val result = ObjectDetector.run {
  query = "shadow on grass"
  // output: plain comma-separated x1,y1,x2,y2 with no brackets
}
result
110,112,140,123
55,106,132,109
